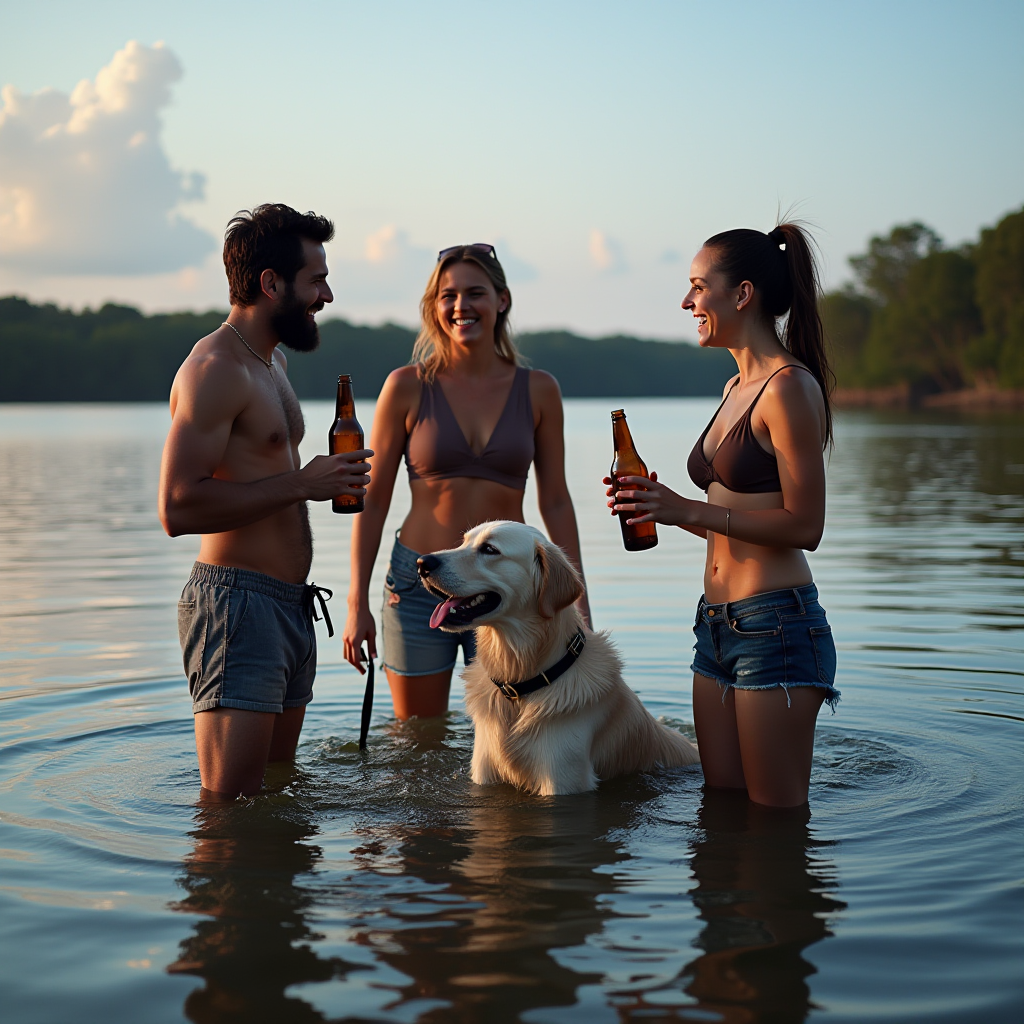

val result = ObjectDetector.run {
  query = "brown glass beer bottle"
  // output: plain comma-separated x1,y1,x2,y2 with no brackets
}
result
610,409,658,551
330,374,365,514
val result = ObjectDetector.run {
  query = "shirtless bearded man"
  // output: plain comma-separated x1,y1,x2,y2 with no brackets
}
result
159,204,373,799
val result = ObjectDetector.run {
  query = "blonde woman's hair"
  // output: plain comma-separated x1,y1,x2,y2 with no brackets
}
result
412,247,522,382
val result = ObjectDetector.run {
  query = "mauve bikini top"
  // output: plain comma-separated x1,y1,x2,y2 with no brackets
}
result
405,366,534,490
687,365,814,494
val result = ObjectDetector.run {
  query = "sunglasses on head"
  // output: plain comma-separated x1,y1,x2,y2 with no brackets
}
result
437,243,496,262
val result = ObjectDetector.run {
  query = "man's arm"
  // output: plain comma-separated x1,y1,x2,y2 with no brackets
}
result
158,351,370,537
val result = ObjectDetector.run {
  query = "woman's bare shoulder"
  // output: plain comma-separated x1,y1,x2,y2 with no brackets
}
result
375,365,422,420
760,365,826,434
382,365,422,397
528,368,563,402
766,365,823,404
387,363,421,385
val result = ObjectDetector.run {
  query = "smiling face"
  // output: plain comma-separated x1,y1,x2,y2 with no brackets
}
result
681,247,746,349
271,238,333,351
435,260,509,352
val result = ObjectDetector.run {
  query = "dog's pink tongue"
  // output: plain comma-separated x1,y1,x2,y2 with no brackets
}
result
429,597,459,629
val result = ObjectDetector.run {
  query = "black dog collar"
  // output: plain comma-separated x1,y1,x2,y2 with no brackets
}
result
492,630,586,702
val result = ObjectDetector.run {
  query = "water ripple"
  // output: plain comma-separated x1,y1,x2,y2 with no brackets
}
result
0,402,1021,1024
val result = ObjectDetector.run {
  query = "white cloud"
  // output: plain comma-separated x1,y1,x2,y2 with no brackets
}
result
589,229,627,274
364,224,409,264
0,41,215,275
0,249,229,315
332,224,434,305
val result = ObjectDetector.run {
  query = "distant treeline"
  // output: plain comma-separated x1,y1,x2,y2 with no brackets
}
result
5,203,1020,403
0,298,735,402
822,205,1024,395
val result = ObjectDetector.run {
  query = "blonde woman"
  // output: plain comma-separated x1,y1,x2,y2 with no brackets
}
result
343,244,590,719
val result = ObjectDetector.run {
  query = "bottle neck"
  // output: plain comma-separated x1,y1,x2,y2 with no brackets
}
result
336,381,355,418
611,416,636,452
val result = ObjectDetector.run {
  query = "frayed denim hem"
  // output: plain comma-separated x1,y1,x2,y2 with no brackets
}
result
691,663,841,713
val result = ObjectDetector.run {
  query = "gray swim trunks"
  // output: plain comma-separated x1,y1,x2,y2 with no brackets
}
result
177,562,333,714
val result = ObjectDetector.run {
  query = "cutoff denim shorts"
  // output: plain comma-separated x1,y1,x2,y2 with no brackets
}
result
690,583,840,711
380,536,476,677
178,562,321,714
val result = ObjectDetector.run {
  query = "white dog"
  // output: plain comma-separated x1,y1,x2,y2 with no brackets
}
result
416,521,700,796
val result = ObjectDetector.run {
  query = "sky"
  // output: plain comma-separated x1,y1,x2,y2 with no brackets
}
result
0,0,1022,339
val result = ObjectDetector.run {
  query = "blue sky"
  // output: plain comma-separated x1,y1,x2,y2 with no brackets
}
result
1,0,1021,338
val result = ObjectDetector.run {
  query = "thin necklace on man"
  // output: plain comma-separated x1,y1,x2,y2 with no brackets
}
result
222,321,274,370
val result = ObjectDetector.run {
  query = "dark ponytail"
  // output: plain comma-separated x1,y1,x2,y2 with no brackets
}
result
704,223,834,448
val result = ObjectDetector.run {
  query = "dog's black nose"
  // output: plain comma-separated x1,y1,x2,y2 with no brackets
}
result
417,554,441,578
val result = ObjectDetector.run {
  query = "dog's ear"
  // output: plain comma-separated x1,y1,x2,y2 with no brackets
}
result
535,540,584,618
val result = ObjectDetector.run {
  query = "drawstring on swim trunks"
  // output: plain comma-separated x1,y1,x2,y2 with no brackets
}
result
306,583,334,637
304,583,374,750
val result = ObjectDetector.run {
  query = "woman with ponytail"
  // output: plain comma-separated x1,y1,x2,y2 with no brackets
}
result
608,223,839,807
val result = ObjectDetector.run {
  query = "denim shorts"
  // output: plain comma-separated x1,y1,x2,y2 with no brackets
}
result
690,583,840,711
380,536,476,677
178,562,321,714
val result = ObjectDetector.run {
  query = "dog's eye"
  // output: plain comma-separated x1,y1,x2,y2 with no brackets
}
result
479,543,500,555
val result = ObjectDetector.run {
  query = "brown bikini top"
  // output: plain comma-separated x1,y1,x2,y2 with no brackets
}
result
687,365,814,494
405,366,534,490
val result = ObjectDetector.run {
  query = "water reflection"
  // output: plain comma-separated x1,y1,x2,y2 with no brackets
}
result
670,790,843,1023
168,777,353,1023
839,411,1024,518
346,781,652,1021
163,728,847,1022
165,719,671,1024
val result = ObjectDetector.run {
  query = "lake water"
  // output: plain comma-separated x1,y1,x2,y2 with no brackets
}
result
1,399,1022,1024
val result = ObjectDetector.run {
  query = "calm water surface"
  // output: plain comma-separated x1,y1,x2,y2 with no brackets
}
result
1,399,1022,1024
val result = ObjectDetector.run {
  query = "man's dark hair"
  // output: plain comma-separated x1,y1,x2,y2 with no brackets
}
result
223,204,335,307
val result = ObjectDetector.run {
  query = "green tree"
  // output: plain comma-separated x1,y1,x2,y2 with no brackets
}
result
849,222,942,305
827,222,947,390
820,286,874,388
0,296,734,401
862,249,981,391
973,206,1024,387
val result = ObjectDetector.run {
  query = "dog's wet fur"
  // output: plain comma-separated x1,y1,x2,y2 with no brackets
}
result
418,521,700,796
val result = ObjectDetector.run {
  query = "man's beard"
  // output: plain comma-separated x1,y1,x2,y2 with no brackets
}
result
271,285,321,352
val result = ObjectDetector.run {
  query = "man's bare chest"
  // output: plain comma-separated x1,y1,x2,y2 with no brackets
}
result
233,373,306,460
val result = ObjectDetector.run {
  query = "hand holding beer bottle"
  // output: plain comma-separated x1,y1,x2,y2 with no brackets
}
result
330,374,365,514
609,409,658,551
